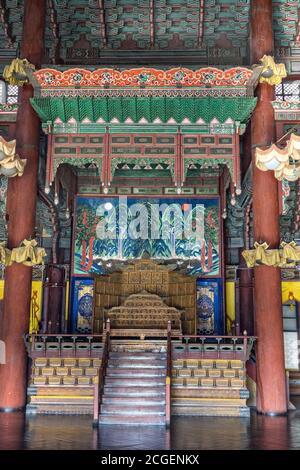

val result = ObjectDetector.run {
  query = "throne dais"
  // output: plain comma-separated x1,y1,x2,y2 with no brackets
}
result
104,290,183,338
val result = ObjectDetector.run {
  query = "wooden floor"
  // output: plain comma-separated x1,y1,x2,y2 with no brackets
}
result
0,405,300,450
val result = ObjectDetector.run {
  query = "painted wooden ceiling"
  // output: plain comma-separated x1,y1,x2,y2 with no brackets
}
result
0,1,300,70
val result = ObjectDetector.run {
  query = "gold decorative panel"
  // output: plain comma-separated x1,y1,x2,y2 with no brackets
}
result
93,259,196,334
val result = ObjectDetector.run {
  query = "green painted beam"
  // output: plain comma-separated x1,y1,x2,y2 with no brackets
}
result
31,96,257,125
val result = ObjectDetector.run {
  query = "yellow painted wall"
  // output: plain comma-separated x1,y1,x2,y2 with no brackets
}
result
0,280,70,333
0,280,4,300
30,281,43,332
65,281,69,320
282,281,300,303
226,281,235,334
225,280,300,333
0,280,43,332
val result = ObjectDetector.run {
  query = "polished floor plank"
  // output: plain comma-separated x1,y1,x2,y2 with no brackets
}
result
0,410,300,450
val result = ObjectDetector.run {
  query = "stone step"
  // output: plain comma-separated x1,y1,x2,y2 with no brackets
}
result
288,371,300,377
105,377,165,387
172,387,249,400
106,368,166,377
29,396,94,405
99,414,166,425
289,385,300,395
109,352,166,360
172,397,247,407
103,386,165,397
101,404,165,415
26,404,93,415
289,371,300,395
108,359,166,368
102,396,165,405
172,405,250,417
111,347,167,355
27,386,94,396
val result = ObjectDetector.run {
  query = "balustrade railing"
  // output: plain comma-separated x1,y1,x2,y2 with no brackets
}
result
93,319,111,424
171,334,256,361
24,333,104,358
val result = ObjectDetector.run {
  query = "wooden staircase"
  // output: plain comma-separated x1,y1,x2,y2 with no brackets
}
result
99,344,167,425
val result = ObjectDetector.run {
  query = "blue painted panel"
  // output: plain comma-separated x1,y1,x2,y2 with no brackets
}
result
196,278,223,335
70,277,94,333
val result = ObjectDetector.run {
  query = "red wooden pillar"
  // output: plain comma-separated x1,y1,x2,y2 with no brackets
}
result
238,259,254,336
0,0,46,411
250,0,287,414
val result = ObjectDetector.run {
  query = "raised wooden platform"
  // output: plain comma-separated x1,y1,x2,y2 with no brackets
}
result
25,334,254,420
171,357,249,417
26,357,101,414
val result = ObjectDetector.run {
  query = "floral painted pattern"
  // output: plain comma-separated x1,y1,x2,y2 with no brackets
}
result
35,67,253,89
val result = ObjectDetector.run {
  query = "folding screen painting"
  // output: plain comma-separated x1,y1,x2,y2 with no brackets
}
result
73,196,220,277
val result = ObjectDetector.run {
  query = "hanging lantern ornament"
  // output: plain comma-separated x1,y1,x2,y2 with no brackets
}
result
287,133,300,159
255,144,288,172
255,133,300,182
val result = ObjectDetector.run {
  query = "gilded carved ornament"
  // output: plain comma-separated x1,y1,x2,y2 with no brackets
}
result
9,239,47,267
242,242,281,268
280,241,300,267
258,55,287,86
0,241,11,266
3,58,35,86
242,241,300,268
0,239,46,267
0,137,27,177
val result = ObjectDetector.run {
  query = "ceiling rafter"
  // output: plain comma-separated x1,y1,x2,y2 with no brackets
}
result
198,0,205,47
47,0,60,63
296,7,300,43
149,0,155,49
98,0,107,48
0,0,14,47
